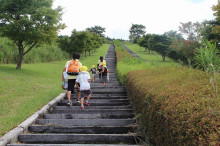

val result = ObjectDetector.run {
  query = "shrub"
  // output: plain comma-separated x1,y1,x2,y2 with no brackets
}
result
126,67,220,145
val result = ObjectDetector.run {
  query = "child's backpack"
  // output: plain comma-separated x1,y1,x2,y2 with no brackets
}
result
67,60,79,75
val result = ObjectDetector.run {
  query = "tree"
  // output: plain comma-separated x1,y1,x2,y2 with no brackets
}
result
137,34,152,52
179,21,201,41
164,30,184,40
0,0,64,69
129,24,146,43
86,25,105,37
149,35,171,61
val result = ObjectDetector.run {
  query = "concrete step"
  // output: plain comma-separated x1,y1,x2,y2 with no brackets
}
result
57,102,130,106
53,105,132,110
9,144,139,146
62,99,129,103
51,109,133,114
70,95,128,99
18,134,139,144
36,119,135,126
44,112,134,119
28,125,135,134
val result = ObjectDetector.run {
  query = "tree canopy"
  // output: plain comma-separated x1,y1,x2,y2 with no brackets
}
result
86,25,105,37
129,24,146,43
0,0,65,69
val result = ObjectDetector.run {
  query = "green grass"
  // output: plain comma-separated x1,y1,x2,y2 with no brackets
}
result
115,41,181,85
0,44,110,137
124,43,179,67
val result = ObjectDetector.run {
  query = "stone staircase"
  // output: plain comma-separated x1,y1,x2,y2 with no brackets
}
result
8,44,141,146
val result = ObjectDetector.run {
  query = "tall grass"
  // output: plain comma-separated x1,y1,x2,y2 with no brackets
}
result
0,44,110,137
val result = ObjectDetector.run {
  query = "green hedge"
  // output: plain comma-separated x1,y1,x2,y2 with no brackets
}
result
126,67,219,145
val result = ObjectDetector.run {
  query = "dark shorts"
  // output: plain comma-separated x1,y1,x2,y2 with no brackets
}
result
102,76,107,83
80,89,92,98
67,79,76,92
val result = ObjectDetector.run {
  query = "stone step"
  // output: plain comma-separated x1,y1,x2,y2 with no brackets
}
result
36,119,135,126
9,145,140,146
18,134,139,144
51,109,133,114
70,95,128,99
9,144,139,146
28,125,135,134
62,99,129,103
44,112,134,119
53,105,132,110
57,101,130,106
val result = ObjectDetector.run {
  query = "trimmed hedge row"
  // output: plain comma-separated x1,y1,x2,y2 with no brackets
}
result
126,67,219,145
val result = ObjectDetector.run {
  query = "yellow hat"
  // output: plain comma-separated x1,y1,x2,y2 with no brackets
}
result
102,62,106,67
92,65,95,68
81,66,88,72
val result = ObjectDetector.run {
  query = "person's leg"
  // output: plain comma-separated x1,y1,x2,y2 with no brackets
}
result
67,79,74,106
80,97,84,109
85,90,92,106
76,83,80,103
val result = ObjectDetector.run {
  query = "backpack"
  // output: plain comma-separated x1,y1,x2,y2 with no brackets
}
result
67,60,79,75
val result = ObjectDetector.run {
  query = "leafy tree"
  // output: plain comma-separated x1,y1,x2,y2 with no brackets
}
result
86,25,105,37
179,21,201,41
129,24,146,43
164,30,184,40
170,40,200,64
0,0,64,69
148,34,171,61
137,34,152,52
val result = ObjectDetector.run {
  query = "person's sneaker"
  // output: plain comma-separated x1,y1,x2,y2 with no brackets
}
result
76,98,80,103
81,106,85,110
67,101,72,106
84,102,89,106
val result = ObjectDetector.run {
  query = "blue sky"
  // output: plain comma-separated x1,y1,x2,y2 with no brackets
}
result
53,0,218,40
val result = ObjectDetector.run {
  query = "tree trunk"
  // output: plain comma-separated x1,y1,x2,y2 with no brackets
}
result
162,55,166,62
16,45,24,69
85,50,86,57
89,50,91,56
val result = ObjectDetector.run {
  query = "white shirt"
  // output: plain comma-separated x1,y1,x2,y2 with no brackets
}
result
76,71,91,91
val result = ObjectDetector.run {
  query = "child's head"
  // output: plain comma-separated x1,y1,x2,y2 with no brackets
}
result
91,65,95,68
81,66,88,72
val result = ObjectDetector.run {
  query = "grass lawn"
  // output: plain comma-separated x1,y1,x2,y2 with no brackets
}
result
0,44,110,137
124,43,180,67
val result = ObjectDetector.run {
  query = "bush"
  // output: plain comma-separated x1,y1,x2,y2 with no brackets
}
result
126,67,219,145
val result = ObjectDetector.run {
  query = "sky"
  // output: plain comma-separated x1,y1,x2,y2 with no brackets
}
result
53,0,218,40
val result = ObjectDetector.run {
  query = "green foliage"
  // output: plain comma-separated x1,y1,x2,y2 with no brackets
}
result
0,37,68,64
86,25,105,37
58,30,105,57
0,0,65,69
126,67,219,145
194,40,220,72
129,24,146,43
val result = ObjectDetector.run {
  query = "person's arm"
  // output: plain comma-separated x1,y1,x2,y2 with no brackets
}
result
99,68,104,74
75,81,80,91
62,67,66,81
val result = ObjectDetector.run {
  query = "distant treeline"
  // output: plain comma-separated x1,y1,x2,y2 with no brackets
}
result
0,37,68,64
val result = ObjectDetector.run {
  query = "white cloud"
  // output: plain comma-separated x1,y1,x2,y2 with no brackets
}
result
53,0,218,40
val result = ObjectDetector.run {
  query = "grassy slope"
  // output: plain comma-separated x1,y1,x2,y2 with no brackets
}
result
124,43,179,67
0,44,110,136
